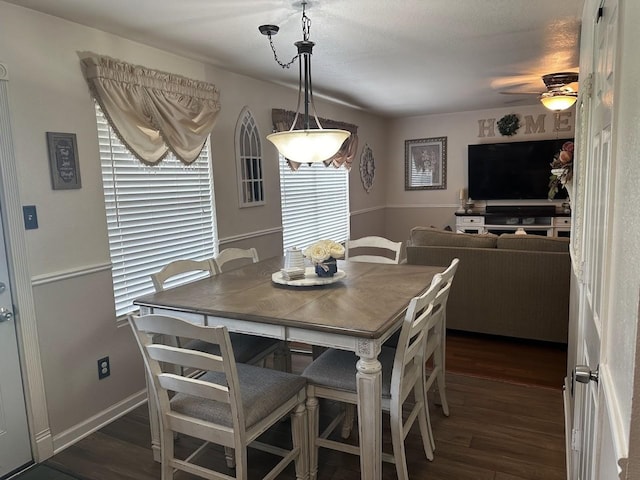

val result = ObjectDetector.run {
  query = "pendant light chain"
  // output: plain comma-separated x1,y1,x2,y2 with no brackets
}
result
259,1,351,164
265,2,312,70
266,34,297,69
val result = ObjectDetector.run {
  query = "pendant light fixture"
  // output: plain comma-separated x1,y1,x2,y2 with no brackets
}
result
539,72,579,111
259,1,351,163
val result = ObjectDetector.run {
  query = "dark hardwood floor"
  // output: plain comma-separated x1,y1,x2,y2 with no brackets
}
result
445,330,568,390
44,332,567,480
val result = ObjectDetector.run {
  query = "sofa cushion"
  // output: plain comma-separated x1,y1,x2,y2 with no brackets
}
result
497,234,570,252
409,226,497,248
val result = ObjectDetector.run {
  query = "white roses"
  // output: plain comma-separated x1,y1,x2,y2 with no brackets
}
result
303,239,345,264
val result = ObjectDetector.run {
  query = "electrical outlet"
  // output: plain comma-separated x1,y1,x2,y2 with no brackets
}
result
97,356,110,379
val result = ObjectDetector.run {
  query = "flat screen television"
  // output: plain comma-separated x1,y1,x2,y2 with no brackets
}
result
468,138,572,200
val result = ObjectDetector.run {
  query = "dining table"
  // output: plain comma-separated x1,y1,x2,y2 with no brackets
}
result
134,256,443,480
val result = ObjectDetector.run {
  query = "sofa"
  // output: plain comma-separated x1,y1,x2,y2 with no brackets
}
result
406,226,570,343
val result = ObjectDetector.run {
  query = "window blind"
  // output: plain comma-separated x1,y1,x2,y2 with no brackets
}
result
96,105,217,317
279,156,350,252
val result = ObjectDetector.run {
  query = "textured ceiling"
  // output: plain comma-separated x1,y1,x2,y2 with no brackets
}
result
4,0,584,117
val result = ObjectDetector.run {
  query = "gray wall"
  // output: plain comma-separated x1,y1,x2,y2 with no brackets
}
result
385,106,576,242
0,1,387,451
0,0,583,456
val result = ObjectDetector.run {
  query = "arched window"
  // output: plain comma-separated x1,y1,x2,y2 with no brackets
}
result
235,107,264,207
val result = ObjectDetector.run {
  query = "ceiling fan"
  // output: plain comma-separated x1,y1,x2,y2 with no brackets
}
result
500,72,579,111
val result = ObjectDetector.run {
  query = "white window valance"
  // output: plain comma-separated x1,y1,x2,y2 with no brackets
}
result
81,53,221,165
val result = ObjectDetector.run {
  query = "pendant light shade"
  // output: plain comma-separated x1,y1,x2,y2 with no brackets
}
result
260,2,350,163
540,91,578,111
267,129,351,164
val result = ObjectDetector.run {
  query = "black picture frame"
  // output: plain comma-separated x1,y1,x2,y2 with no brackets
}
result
47,132,81,190
404,136,447,190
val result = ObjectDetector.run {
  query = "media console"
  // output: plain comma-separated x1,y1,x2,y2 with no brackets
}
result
455,205,571,237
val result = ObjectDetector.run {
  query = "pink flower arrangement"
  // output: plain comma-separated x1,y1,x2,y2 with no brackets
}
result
548,141,574,200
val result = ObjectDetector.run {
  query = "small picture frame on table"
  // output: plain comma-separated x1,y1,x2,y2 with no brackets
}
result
404,136,447,190
47,132,81,190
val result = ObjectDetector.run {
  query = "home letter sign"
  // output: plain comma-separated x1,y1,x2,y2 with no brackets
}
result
477,119,496,138
524,114,547,134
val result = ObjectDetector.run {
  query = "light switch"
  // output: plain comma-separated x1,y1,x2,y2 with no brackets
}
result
23,205,38,230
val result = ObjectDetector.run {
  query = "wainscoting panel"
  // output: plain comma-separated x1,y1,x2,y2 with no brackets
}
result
31,268,146,447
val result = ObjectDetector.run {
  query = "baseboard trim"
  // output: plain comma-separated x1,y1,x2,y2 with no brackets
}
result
51,389,147,455
33,428,54,462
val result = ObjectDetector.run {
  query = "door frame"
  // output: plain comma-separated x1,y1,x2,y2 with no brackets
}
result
566,0,634,477
0,62,53,461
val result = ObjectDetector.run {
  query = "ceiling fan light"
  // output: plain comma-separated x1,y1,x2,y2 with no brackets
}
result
267,129,351,163
540,91,578,111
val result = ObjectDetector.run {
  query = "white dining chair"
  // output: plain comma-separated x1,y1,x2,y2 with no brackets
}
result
151,258,218,292
380,257,459,453
302,275,444,480
340,235,403,438
345,235,403,264
128,314,309,480
150,258,281,367
423,258,459,430
214,247,260,273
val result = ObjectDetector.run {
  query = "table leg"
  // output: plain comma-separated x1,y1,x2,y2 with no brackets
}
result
356,343,382,480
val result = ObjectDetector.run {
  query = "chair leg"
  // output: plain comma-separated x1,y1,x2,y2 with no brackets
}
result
224,447,236,469
434,341,449,417
274,342,292,372
389,403,410,480
306,391,319,480
161,427,174,480
340,404,355,439
291,401,309,480
416,378,435,460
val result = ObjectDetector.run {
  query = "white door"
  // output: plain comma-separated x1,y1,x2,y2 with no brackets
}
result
0,203,32,477
569,0,622,478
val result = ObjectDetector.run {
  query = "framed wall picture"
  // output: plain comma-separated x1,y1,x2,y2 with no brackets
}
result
404,136,447,190
47,132,81,190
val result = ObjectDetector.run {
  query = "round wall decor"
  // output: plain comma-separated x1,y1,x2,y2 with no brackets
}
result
359,144,375,192
497,114,520,136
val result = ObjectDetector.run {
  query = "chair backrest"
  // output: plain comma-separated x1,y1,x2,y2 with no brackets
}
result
430,258,459,327
151,258,217,292
214,247,259,273
345,236,403,264
128,314,245,447
423,258,459,361
390,275,444,401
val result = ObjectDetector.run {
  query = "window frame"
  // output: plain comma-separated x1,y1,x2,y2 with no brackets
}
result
235,107,265,208
95,103,218,317
279,156,350,253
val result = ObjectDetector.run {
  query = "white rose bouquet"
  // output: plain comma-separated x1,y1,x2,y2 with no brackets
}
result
303,239,345,276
